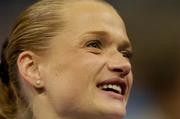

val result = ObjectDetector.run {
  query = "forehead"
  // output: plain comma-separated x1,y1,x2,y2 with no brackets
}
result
63,0,125,28
54,0,130,46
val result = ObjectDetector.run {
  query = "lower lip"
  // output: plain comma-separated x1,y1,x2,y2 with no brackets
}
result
100,89,125,102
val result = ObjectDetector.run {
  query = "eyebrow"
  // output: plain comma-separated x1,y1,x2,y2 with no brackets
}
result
80,31,110,38
81,30,132,51
118,40,132,52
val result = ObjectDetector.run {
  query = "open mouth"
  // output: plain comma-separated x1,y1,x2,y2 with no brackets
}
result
97,79,127,96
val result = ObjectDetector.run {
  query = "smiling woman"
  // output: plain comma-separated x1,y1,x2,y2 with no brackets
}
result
0,0,133,119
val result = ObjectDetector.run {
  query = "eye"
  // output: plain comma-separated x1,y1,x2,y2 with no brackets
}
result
86,40,102,49
121,50,133,59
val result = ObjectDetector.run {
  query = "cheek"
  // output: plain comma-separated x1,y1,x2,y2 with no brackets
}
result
43,72,88,115
128,71,133,86
42,54,106,111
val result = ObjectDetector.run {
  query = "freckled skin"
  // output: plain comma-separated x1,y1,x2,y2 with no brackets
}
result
35,1,133,119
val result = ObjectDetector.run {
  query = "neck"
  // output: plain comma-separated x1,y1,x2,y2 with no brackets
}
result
31,94,123,119
32,94,60,119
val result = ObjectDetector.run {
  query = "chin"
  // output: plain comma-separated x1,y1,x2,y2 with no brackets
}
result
91,92,128,119
94,103,127,119
75,101,127,119
106,107,126,119
98,112,126,119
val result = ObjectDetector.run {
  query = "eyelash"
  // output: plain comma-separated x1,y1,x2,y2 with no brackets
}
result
86,40,102,49
85,39,133,59
121,50,133,59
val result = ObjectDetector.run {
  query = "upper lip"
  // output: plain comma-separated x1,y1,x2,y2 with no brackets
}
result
96,78,128,95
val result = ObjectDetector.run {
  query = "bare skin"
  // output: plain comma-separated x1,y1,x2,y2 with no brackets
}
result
17,1,133,119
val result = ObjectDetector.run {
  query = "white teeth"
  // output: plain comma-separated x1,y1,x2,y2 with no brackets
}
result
102,85,108,89
100,84,122,94
109,84,113,88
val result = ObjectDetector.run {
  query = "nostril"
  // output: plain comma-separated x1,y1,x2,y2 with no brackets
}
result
112,68,123,73
107,56,131,77
110,64,131,77
110,67,130,78
119,70,129,78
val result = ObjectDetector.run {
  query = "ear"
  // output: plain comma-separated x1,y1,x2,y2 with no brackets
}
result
17,51,44,88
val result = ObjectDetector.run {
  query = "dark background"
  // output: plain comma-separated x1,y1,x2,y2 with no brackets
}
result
0,0,180,119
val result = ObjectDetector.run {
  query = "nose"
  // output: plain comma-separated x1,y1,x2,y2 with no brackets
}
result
107,53,131,78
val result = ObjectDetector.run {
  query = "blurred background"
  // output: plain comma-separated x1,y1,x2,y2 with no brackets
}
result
0,0,180,119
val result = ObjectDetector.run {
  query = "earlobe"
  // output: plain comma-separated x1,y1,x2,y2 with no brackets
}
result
17,51,44,88
35,80,44,88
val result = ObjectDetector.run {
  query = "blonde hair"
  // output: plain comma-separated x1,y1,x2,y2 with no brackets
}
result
0,0,108,119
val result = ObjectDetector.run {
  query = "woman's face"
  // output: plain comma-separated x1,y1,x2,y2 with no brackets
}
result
39,1,133,119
